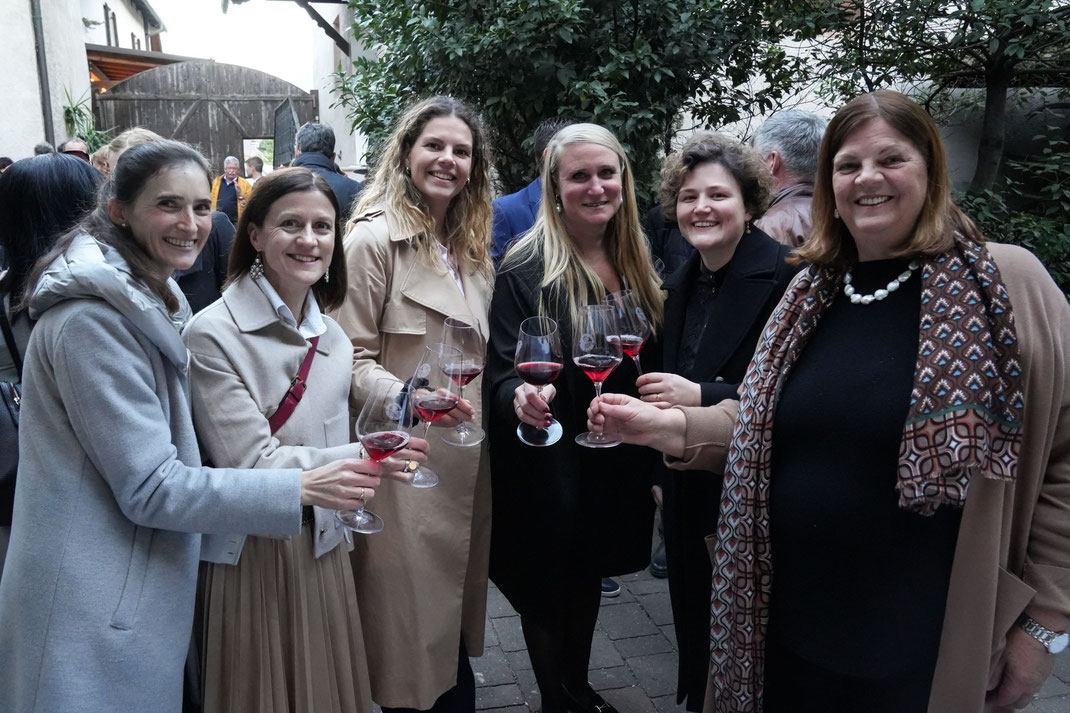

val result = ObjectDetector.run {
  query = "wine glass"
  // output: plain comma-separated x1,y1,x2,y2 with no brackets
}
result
514,316,564,447
572,304,623,448
403,343,465,487
604,289,651,375
440,316,485,447
337,377,410,534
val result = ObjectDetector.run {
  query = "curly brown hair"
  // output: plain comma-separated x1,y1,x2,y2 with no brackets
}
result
657,132,773,223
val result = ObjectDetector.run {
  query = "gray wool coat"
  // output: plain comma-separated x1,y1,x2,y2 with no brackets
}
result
0,234,304,713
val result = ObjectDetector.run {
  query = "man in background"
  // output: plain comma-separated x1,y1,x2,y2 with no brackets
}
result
245,156,264,185
292,123,363,222
210,156,251,225
751,110,828,248
58,138,90,162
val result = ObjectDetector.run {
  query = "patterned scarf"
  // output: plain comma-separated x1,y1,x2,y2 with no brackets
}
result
707,232,1025,712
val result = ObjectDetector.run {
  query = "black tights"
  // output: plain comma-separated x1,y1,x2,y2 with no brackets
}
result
380,639,475,713
519,574,602,712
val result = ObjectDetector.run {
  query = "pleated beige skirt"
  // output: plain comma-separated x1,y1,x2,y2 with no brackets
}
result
198,526,373,713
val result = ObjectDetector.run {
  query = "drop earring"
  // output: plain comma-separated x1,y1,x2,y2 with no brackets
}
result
555,196,563,214
833,208,840,219
250,252,264,279
324,267,330,284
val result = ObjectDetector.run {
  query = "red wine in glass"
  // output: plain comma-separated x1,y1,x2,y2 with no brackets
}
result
574,353,622,384
414,393,460,423
443,362,482,387
616,334,646,359
572,304,623,448
441,317,486,447
604,290,652,374
516,361,563,386
359,430,410,462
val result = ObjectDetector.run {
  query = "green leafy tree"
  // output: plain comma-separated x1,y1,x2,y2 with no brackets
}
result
334,0,804,202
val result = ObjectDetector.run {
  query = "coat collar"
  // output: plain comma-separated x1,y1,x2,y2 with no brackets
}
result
663,228,786,377
221,273,331,354
292,151,335,171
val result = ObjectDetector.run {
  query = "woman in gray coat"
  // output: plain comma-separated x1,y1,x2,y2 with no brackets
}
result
0,141,383,713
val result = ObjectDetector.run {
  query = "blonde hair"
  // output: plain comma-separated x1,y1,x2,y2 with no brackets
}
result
503,123,664,331
350,96,492,277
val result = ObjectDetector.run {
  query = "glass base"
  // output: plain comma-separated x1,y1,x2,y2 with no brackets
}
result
336,508,384,534
574,430,621,449
409,465,439,488
517,419,563,447
441,425,485,448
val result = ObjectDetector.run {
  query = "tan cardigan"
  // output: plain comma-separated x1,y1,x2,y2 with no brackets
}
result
330,210,493,709
668,243,1070,713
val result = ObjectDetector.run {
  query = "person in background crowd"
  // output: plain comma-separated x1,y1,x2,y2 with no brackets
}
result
0,153,101,576
293,122,363,223
244,155,264,184
0,157,13,173
57,138,91,162
751,110,828,248
636,133,800,711
184,167,424,713
210,156,251,225
590,90,1070,713
0,140,382,713
487,123,664,713
332,95,493,713
490,117,576,268
90,146,110,175
32,142,54,155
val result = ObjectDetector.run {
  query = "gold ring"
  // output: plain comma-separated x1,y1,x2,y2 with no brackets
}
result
406,460,419,472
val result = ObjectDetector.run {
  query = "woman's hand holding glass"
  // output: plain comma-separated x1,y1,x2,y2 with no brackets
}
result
573,303,623,448
514,316,564,446
637,372,702,409
403,343,466,488
299,459,382,511
586,392,688,458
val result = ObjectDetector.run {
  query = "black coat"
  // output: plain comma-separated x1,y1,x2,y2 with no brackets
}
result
485,256,658,614
659,227,800,710
292,152,364,222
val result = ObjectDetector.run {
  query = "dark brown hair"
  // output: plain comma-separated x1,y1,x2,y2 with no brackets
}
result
22,140,212,314
226,167,348,311
658,132,773,223
795,90,983,268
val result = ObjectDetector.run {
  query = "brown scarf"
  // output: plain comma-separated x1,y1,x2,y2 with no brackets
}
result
707,233,1025,712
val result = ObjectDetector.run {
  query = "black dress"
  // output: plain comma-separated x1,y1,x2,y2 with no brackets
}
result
658,228,800,710
485,255,658,614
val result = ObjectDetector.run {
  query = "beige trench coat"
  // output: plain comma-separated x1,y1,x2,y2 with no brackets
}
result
331,210,493,709
666,243,1070,713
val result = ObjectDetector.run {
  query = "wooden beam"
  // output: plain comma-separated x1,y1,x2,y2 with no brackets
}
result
292,0,351,55
96,93,313,102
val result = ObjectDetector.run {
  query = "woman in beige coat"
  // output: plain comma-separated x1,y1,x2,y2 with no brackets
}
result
332,96,494,712
590,91,1070,713
184,168,426,713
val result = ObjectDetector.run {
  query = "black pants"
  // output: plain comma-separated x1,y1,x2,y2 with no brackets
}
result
764,638,935,713
380,639,475,713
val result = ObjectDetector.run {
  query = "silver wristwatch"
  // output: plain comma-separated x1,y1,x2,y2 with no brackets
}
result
1017,614,1070,655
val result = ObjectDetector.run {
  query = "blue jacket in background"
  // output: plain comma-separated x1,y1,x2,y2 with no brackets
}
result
491,178,541,268
292,152,364,223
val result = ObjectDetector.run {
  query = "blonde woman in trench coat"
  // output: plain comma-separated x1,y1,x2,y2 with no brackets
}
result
331,96,494,712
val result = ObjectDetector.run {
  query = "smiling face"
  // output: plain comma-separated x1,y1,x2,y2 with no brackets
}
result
832,118,929,261
111,162,212,275
248,189,336,298
555,142,623,240
676,161,751,267
405,115,473,218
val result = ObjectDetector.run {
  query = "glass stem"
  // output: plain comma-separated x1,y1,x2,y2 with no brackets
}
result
456,384,468,435
592,381,605,442
633,354,643,375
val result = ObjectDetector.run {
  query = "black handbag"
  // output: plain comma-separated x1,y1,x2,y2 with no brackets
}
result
1,305,23,526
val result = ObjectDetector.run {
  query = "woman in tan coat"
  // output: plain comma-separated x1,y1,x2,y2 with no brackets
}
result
332,96,494,712
184,168,426,713
590,91,1070,713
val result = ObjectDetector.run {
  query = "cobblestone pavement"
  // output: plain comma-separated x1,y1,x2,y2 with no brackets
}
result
471,561,1070,713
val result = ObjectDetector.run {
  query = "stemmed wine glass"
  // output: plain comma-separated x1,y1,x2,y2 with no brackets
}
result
337,377,410,534
604,289,651,375
440,316,485,447
572,304,623,448
403,343,465,487
514,316,564,447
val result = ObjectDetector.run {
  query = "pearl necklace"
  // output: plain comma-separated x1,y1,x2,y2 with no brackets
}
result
843,259,920,304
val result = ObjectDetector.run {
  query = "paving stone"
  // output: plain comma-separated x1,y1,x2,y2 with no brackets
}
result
659,624,678,650
600,685,657,713
505,648,533,671
614,633,676,659
636,593,675,627
493,615,527,653
1053,653,1070,683
514,667,540,707
619,567,656,583
481,708,528,713
653,693,688,713
599,583,637,605
1027,695,1070,713
487,584,516,619
628,652,680,698
476,683,525,709
1039,672,1070,698
589,628,627,668
484,619,500,648
598,601,661,640
472,646,516,687
627,577,670,596
589,664,639,691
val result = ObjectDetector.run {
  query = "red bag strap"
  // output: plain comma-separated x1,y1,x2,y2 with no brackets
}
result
268,336,319,435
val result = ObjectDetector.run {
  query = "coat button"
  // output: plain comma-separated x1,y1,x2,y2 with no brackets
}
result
714,376,725,383
320,528,327,536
